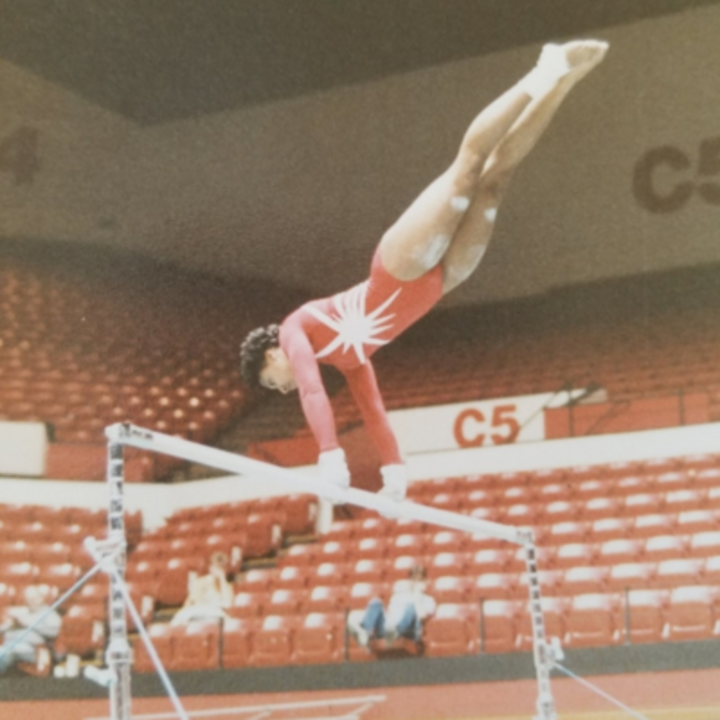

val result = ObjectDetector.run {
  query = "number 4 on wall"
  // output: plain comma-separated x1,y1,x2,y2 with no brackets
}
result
0,126,40,185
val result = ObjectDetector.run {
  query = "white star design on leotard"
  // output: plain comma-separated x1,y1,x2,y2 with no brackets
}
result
304,283,401,364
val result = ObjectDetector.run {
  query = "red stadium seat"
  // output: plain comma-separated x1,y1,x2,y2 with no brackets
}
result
564,594,622,647
311,562,351,588
664,490,706,513
622,493,663,517
155,558,203,607
516,597,568,651
292,612,345,664
221,617,259,668
481,600,518,653
323,520,357,543
468,549,510,574
303,585,349,614
689,531,720,557
560,566,609,596
171,620,221,671
386,555,431,582
355,517,392,538
249,615,299,667
429,493,466,512
694,467,720,489
654,558,704,588
543,501,578,525
133,623,173,673
555,543,597,569
280,543,319,567
545,522,590,546
575,479,611,501
353,559,388,584
388,533,428,557
652,471,689,493
273,565,308,590
613,475,650,496
244,514,282,559
318,541,345,562
591,518,632,542
430,576,473,604
238,568,279,593
72,580,108,606
385,515,427,538
518,570,564,598
266,588,305,616
607,562,656,592
677,510,719,534
537,483,573,503
428,531,467,554
625,589,668,644
508,546,555,574
354,537,388,560
57,605,106,659
471,573,518,601
665,586,718,641
429,552,471,578
0,561,36,586
504,504,538,526
424,603,480,657
0,540,33,565
597,539,642,566
582,498,621,521
230,591,267,619
0,582,16,607
631,514,676,538
643,534,688,564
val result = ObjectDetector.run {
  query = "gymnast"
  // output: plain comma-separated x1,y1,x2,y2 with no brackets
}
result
241,40,608,502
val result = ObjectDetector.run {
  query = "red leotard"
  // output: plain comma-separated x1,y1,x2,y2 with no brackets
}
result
280,248,444,464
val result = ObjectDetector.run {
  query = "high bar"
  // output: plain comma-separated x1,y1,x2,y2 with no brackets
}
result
106,423,528,545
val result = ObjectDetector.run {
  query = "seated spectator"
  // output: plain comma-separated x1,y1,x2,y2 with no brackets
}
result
0,585,61,675
170,552,233,626
348,565,436,648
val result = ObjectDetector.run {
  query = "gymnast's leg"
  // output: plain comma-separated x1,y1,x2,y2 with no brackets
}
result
377,40,608,286
441,40,608,293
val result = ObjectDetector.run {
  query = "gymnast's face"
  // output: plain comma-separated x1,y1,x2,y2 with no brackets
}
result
260,347,297,394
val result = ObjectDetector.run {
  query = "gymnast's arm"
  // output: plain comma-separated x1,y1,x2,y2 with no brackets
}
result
279,318,340,454
343,361,402,466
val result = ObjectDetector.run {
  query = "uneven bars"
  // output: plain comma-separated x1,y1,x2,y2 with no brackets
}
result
106,423,527,545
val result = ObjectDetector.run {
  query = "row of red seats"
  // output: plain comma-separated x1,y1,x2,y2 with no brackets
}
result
229,555,720,617
158,495,318,538
133,583,720,672
327,513,720,551
411,470,720,504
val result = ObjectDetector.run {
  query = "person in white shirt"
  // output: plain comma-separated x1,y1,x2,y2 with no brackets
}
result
0,585,61,674
348,564,436,647
170,552,234,626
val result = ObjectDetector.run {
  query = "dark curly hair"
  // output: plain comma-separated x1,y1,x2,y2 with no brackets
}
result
239,324,280,389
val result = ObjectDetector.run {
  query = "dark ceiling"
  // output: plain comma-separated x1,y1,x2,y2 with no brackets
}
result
1,0,718,125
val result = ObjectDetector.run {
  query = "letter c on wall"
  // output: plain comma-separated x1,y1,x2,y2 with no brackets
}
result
454,408,485,448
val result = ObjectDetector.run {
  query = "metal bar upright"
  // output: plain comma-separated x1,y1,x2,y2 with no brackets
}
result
106,432,132,720
523,535,557,720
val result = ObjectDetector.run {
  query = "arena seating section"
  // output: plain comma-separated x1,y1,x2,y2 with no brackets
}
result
8,454,719,673
0,243,303,480
126,454,720,670
3,246,720,673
